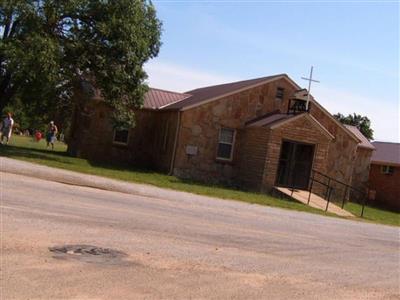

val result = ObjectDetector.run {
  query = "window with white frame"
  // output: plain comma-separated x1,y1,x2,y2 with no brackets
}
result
113,129,129,145
381,165,394,175
217,128,236,160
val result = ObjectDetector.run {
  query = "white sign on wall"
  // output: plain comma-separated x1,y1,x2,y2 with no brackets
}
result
185,145,198,156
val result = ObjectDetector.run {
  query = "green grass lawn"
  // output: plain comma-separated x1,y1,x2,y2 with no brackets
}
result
344,202,399,226
1,135,399,226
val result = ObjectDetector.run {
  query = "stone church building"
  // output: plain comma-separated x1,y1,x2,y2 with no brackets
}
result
68,74,374,198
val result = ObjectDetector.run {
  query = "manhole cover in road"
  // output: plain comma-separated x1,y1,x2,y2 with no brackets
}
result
49,244,129,265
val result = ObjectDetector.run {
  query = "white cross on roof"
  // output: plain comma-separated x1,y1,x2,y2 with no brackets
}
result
301,66,320,110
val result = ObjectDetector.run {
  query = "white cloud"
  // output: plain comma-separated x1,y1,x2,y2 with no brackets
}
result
312,85,399,143
145,60,238,92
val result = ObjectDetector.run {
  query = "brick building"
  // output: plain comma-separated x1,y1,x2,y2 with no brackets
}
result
368,142,400,211
68,74,373,198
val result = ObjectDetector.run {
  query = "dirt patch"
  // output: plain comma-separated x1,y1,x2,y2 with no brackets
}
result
49,244,130,265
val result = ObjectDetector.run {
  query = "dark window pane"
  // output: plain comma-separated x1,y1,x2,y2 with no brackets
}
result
280,141,291,160
114,130,129,144
296,144,314,161
382,165,395,174
217,143,232,159
276,87,284,100
277,161,288,185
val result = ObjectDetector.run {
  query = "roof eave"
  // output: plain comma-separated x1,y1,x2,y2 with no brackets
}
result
357,144,375,150
371,160,400,167
269,113,335,140
311,100,361,143
158,95,193,110
163,74,290,111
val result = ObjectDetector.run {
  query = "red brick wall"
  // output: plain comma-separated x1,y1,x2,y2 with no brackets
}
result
368,164,400,211
237,127,270,190
262,116,331,195
68,100,179,172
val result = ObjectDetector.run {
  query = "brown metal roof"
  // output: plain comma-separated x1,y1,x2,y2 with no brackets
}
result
246,113,293,127
162,74,286,110
143,88,191,109
344,125,375,150
371,142,400,165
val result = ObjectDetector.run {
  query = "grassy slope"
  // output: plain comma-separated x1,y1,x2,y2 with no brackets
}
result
1,136,398,226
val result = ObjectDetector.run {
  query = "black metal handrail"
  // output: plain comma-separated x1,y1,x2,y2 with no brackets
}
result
307,174,333,212
308,169,368,217
312,169,366,195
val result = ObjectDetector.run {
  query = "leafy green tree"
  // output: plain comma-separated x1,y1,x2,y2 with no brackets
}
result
3,97,58,134
0,0,162,128
333,113,374,140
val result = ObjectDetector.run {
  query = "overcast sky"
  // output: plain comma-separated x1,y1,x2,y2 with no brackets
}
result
145,0,399,142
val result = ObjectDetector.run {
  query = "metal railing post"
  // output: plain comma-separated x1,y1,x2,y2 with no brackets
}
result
341,186,348,209
361,198,366,217
325,178,331,200
361,188,368,218
308,169,368,215
308,178,314,205
325,187,332,212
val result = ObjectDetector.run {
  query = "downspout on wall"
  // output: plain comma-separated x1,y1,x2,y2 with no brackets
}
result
169,110,182,175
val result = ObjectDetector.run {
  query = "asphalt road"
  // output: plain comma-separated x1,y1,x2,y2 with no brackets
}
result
1,172,399,299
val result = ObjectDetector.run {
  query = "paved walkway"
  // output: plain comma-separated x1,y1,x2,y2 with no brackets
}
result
275,187,354,217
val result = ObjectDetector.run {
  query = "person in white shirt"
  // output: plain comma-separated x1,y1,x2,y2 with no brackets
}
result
46,121,58,150
1,112,14,145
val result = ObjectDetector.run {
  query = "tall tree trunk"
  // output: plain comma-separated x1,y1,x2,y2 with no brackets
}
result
0,92,13,113
0,73,15,113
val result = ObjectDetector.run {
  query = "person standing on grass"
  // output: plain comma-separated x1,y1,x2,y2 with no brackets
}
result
0,112,14,145
34,130,42,142
46,121,58,150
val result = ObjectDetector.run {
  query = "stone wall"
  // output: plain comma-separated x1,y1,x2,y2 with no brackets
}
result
368,164,400,211
351,147,373,194
309,103,359,195
173,78,297,183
